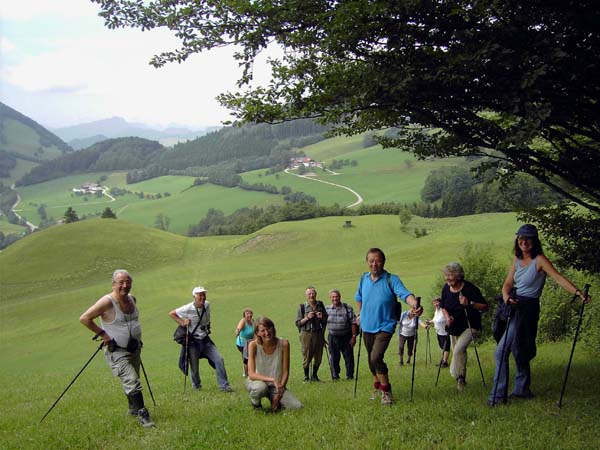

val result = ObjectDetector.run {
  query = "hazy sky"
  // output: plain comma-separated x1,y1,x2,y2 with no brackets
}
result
0,0,271,129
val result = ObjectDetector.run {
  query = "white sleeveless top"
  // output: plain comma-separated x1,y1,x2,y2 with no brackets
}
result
255,338,283,380
100,295,142,348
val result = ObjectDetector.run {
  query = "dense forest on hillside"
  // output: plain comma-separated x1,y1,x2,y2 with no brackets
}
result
16,137,164,186
0,102,71,156
16,119,327,186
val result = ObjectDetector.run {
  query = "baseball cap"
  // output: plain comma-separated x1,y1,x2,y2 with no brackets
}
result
515,224,538,237
192,286,207,295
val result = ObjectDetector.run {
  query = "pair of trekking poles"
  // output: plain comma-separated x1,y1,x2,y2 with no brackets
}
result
352,298,426,401
39,332,156,423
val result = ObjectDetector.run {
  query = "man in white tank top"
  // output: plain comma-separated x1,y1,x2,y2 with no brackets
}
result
80,270,155,427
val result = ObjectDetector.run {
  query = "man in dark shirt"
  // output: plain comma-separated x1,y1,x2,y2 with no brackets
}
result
295,286,328,382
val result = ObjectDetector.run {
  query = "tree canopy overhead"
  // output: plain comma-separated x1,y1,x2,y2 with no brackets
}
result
92,0,600,270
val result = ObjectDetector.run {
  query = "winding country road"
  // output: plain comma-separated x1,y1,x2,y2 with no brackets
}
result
10,185,115,231
284,168,363,208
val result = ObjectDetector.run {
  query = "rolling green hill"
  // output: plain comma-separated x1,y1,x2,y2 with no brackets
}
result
0,102,71,184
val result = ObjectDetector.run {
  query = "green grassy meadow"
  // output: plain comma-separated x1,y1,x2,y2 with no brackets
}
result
1,214,598,449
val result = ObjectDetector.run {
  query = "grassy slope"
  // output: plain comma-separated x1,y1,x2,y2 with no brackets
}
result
1,214,598,449
1,118,64,160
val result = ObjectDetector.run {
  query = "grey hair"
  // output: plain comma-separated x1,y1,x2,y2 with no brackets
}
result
329,289,341,296
443,262,464,280
306,286,317,292
112,269,132,282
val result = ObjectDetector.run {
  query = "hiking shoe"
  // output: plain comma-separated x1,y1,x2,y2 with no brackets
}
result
398,361,404,367
310,374,321,382
138,408,155,428
251,401,262,410
346,375,354,380
369,389,380,400
457,376,466,392
303,375,310,382
381,390,393,406
128,408,139,416
221,385,234,393
438,361,449,368
192,384,201,391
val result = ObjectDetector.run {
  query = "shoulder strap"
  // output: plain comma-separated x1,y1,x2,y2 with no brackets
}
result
386,272,397,298
342,303,352,326
191,306,206,335
300,303,305,317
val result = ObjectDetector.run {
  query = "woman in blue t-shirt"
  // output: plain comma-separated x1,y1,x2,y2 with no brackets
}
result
235,308,255,377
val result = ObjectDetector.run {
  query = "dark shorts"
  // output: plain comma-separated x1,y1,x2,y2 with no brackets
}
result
437,334,451,352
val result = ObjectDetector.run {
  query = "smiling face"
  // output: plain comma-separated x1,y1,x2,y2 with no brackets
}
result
244,310,253,320
330,291,341,307
112,272,132,299
444,272,461,289
257,324,274,343
517,236,534,255
193,292,206,308
305,287,317,302
367,251,385,277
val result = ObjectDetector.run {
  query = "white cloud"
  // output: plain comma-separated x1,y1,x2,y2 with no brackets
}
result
1,0,277,127
1,0,98,21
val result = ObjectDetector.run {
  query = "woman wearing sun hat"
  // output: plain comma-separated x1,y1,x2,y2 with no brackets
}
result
488,224,591,406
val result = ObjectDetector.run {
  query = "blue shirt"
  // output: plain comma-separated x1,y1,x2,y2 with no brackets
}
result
355,270,413,333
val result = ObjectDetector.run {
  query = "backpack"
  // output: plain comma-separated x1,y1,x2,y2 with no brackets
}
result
386,273,403,322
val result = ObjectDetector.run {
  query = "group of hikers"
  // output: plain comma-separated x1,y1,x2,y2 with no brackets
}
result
77,223,590,427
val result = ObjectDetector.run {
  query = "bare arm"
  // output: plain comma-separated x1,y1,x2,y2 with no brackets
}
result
538,255,589,302
79,296,113,345
279,339,290,392
235,318,246,336
169,309,190,327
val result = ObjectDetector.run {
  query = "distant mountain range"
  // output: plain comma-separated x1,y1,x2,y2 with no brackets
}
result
51,117,219,149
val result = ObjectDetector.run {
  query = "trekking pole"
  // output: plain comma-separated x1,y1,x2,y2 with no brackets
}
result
558,284,590,409
40,339,104,423
183,326,189,395
324,341,334,380
491,288,516,406
434,336,446,387
140,360,157,407
425,326,431,367
410,297,421,401
463,307,486,387
353,329,362,398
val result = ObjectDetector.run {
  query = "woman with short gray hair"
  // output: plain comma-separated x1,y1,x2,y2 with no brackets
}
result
440,262,488,392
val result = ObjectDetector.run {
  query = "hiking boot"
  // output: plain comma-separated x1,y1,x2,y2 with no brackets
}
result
509,392,535,400
381,390,393,405
303,375,310,382
398,360,404,367
439,361,449,368
251,401,262,410
220,385,234,393
369,388,380,400
310,374,321,382
457,376,466,392
138,408,155,428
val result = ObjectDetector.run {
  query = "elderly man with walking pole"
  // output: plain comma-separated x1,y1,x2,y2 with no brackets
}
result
79,269,155,427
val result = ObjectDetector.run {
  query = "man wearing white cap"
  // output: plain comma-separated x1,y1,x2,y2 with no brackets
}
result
169,286,233,392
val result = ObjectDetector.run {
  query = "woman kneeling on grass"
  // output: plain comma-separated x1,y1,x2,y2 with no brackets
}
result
247,317,302,411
